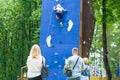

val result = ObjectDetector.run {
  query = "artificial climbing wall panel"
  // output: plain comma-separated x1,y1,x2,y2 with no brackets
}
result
40,0,81,80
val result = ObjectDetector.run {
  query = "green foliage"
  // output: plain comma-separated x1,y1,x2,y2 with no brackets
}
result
0,0,42,79
91,0,120,77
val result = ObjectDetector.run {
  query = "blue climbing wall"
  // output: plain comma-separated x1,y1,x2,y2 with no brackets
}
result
40,0,81,80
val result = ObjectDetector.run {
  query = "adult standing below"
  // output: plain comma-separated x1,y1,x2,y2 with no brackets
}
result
26,44,45,80
64,47,85,80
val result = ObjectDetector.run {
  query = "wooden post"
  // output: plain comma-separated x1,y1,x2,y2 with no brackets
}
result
80,0,83,57
21,66,27,80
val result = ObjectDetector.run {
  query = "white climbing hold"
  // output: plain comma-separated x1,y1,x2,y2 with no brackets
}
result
54,52,58,56
46,35,52,47
67,19,73,32
56,0,59,2
58,65,62,68
54,61,58,63
46,65,49,67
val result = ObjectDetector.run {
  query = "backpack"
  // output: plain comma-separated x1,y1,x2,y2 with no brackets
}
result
82,65,90,76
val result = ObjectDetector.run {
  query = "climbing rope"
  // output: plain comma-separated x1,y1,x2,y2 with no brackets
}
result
42,1,56,55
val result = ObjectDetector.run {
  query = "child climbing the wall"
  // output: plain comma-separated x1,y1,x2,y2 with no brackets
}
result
53,4,67,27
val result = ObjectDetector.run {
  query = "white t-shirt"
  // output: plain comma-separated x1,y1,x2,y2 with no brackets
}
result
66,55,85,78
56,7,64,13
26,56,45,78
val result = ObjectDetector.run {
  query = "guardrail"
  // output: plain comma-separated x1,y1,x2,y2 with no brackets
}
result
20,66,27,80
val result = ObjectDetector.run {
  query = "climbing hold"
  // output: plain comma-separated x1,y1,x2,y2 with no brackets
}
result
61,2,64,4
54,61,58,64
46,65,49,67
52,44,55,47
59,41,63,44
54,73,57,76
58,65,62,68
54,52,58,56
52,32,55,36
56,0,58,2
46,35,52,47
67,19,73,32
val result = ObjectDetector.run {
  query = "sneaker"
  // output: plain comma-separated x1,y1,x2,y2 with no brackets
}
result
56,16,59,20
60,22,63,27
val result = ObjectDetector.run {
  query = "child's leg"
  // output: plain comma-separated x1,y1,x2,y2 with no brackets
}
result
56,13,60,19
59,13,63,20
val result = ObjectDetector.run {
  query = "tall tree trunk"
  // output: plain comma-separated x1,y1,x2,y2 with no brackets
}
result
102,0,112,80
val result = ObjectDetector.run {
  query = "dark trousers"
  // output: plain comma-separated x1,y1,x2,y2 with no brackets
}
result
56,13,63,20
28,75,42,80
